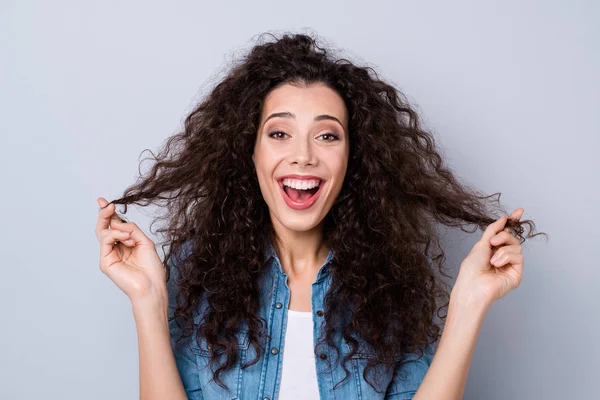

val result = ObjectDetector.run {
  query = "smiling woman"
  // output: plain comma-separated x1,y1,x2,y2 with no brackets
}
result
97,31,545,400
253,82,349,218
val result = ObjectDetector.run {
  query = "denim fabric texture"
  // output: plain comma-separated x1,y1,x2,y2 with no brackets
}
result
167,241,435,399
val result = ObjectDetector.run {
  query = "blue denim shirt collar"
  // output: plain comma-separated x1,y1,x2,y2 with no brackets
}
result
263,240,335,283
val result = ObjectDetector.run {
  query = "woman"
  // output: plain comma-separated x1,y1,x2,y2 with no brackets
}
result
95,32,544,399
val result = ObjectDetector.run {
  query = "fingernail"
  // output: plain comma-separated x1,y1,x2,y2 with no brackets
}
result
490,255,499,264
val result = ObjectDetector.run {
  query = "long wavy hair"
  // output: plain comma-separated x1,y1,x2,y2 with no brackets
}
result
107,31,546,393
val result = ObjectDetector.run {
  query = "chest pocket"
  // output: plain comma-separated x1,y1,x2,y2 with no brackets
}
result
344,342,432,398
342,334,406,398
189,329,251,400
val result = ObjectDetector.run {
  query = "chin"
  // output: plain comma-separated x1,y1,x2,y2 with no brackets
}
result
273,211,325,232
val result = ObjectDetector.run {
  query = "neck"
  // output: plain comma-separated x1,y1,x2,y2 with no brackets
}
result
271,223,329,282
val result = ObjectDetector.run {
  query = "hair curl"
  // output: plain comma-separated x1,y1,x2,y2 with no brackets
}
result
107,31,547,393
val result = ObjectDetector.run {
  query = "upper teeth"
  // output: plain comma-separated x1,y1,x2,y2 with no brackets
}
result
282,179,321,190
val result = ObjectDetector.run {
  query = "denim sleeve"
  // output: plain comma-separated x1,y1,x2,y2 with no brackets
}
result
385,343,435,399
167,249,204,400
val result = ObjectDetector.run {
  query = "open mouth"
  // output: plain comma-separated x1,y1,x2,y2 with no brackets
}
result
277,179,325,210
283,183,320,201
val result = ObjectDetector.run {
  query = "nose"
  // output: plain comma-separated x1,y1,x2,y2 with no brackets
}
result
289,137,317,167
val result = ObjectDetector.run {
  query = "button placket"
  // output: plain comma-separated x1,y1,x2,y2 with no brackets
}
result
271,300,283,356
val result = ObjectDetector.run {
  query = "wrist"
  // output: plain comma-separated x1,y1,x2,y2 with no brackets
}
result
445,291,490,337
451,269,496,307
449,285,492,316
131,288,169,321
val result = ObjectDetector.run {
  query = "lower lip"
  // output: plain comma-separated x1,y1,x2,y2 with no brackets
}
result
278,180,325,210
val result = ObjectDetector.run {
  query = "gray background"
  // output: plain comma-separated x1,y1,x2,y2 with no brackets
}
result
1,0,598,399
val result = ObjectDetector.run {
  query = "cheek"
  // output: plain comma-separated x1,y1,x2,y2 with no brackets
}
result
332,158,349,178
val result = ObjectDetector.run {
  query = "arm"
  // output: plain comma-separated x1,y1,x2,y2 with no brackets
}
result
95,200,194,399
413,210,525,399
96,197,187,400
133,293,189,400
411,294,490,400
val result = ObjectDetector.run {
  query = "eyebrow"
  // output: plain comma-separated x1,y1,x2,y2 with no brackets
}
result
262,111,344,130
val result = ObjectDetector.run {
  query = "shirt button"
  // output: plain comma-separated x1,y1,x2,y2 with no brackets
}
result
271,347,279,355
263,398,270,400
316,310,324,317
275,302,282,309
319,353,327,360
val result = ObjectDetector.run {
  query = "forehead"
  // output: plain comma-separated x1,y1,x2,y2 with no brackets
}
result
261,82,347,126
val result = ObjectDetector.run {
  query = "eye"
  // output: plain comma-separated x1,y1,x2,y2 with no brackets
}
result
267,131,340,141
319,133,340,141
268,130,288,139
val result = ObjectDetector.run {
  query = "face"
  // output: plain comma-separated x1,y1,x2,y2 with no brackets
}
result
252,82,350,233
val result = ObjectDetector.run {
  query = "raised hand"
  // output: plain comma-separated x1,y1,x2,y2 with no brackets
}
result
452,208,525,307
95,197,167,305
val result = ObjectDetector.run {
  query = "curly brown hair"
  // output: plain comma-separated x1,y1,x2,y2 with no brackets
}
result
107,31,546,393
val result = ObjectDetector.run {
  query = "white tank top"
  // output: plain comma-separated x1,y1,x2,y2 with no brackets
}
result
278,309,321,399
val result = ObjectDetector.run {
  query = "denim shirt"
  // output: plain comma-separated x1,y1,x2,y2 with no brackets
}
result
168,241,435,400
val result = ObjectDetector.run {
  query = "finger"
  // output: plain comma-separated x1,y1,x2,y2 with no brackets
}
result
480,215,509,247
504,208,525,233
108,220,153,247
95,198,125,238
122,238,135,246
490,245,522,265
508,208,524,222
99,228,131,260
96,197,113,236
490,252,524,269
490,230,521,247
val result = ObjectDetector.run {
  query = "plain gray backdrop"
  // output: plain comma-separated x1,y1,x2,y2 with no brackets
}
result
1,0,598,399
